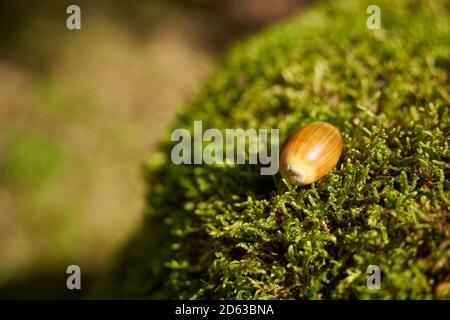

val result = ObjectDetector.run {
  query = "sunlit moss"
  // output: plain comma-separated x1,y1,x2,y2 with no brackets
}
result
100,0,449,299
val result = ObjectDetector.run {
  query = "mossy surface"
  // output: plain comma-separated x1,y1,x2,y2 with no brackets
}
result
100,0,449,299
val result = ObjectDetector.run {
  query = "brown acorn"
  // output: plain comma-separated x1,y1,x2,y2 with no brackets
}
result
280,121,343,186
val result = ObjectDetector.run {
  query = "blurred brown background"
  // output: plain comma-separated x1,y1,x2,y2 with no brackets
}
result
0,0,310,298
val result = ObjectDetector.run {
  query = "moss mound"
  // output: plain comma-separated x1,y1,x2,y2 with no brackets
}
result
101,0,449,299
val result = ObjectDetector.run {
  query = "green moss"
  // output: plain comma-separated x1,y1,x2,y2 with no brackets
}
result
99,0,449,299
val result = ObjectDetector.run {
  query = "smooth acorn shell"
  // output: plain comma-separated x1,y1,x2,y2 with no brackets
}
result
280,121,343,186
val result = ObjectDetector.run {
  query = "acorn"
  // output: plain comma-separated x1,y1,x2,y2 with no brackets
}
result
280,121,343,186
